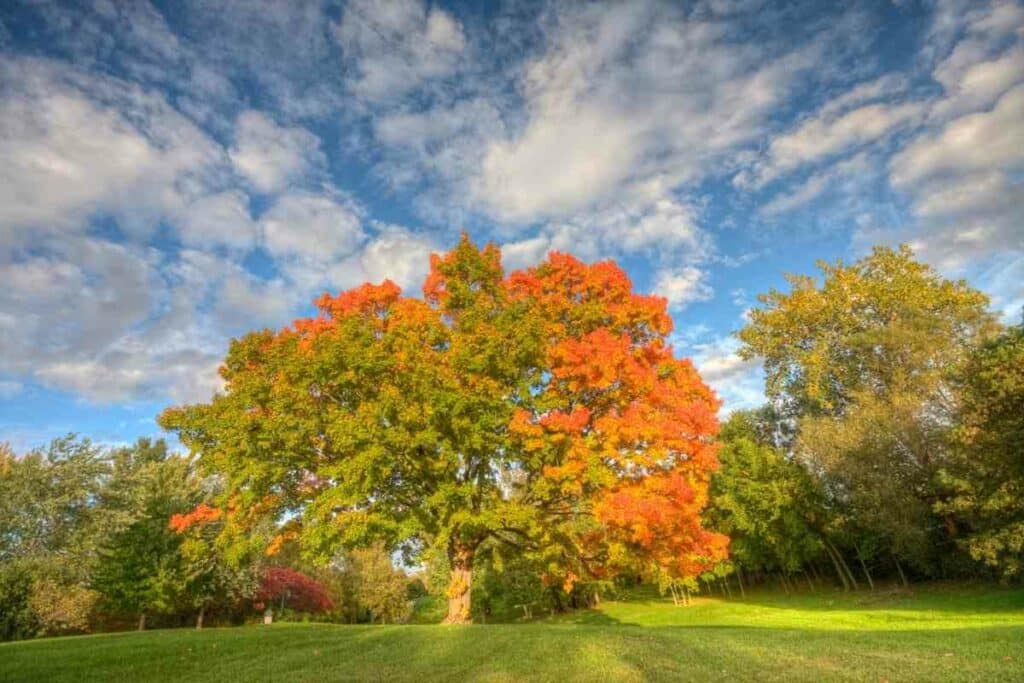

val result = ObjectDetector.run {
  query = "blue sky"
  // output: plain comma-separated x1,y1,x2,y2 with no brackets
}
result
1,0,1022,451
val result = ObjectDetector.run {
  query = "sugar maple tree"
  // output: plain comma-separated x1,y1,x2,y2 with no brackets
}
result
160,236,726,623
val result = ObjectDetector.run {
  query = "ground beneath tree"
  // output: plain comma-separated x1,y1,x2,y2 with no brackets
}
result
2,583,1022,682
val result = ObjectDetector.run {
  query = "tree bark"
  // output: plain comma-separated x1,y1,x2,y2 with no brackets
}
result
443,543,474,624
137,612,146,631
736,566,746,599
856,553,875,590
196,605,205,630
826,540,860,590
893,554,910,587
826,543,851,591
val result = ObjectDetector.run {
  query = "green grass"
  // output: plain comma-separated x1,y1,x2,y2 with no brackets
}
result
3,583,1023,682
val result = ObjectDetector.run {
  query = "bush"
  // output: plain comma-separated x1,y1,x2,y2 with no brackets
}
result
0,562,38,641
28,579,98,636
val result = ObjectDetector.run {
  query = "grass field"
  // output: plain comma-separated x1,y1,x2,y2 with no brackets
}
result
2,583,1022,682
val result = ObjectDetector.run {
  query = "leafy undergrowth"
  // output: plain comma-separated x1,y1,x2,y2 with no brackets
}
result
2,583,1022,682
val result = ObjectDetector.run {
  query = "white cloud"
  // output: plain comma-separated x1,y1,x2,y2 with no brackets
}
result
472,1,818,223
653,267,713,311
891,85,1024,187
326,225,438,292
749,100,924,187
260,191,365,263
500,195,712,272
335,0,466,102
933,45,1024,118
688,335,765,413
179,190,258,250
229,110,324,194
760,153,873,215
0,58,225,244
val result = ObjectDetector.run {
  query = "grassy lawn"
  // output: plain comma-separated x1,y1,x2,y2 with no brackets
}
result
2,584,1022,682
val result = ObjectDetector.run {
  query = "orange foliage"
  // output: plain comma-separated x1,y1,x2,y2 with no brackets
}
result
168,503,222,533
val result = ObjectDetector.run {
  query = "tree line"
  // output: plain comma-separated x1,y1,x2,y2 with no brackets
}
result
0,437,412,640
1,240,1021,637
708,245,1022,592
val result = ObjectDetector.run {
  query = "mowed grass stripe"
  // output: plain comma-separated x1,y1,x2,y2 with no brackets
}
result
2,585,1022,682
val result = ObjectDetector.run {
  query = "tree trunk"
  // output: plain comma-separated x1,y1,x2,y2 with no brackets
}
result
137,612,146,631
856,554,875,590
826,544,851,591
826,540,859,590
443,543,474,624
736,566,746,599
196,606,205,630
894,554,909,587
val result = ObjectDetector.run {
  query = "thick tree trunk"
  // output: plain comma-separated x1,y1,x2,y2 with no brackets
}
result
137,612,146,631
443,544,474,624
196,606,205,630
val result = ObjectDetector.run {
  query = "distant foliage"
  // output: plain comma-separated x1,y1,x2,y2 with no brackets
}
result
938,324,1024,579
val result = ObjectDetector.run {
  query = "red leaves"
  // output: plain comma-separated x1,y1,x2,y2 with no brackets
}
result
168,503,221,533
256,567,334,613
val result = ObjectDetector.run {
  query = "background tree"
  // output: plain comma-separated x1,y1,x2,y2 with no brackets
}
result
91,440,197,630
706,412,825,588
169,504,260,628
0,436,110,637
738,245,998,580
160,236,726,623
937,323,1024,580
332,545,411,624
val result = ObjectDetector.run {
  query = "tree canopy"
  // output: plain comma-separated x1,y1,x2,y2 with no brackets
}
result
160,235,726,622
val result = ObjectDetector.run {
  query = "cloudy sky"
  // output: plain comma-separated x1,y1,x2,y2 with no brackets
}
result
1,0,1022,450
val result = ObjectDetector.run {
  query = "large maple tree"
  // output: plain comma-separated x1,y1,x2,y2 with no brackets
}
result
160,236,726,623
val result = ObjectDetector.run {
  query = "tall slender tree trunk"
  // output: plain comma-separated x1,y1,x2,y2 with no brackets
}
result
856,552,875,590
826,544,851,591
137,612,146,631
444,542,475,624
196,605,205,630
736,566,746,599
893,554,909,587
826,540,859,590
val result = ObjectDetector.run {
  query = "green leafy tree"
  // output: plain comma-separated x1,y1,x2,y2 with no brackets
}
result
332,545,412,624
91,440,197,630
169,503,261,629
738,245,997,578
937,324,1024,580
0,437,110,637
160,237,725,623
0,435,110,565
738,245,995,419
707,412,825,585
